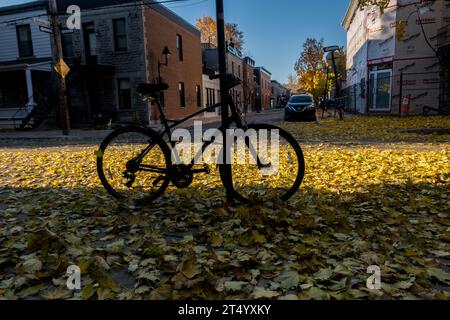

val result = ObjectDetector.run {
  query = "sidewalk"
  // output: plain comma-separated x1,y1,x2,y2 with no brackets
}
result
0,109,284,143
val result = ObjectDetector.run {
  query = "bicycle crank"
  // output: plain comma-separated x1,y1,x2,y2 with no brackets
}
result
169,165,194,189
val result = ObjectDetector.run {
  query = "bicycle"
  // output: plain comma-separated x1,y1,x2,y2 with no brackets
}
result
320,97,345,121
96,74,305,205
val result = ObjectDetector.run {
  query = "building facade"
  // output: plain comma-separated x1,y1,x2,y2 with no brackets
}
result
59,0,147,125
242,56,255,113
254,67,272,111
0,0,53,128
202,43,244,111
342,0,450,115
202,66,220,118
0,0,203,128
271,80,290,108
143,4,203,123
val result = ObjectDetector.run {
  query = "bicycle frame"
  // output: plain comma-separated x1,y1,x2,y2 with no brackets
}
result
135,92,246,173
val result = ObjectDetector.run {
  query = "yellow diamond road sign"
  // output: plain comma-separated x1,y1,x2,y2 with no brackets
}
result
54,59,70,78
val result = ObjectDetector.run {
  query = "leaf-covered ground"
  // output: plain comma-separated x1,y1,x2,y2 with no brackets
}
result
0,116,449,300
283,115,450,143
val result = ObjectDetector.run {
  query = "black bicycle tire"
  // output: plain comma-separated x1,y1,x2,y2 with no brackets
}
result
219,123,305,204
96,126,172,202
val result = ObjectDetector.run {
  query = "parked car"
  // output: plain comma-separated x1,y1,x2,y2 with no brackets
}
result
284,94,317,121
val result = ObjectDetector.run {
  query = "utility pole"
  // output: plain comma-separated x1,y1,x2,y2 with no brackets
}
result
49,0,70,135
216,0,234,203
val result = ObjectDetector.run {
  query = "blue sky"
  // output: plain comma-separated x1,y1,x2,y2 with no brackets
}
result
1,0,349,83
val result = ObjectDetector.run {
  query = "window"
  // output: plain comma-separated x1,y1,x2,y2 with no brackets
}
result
113,18,127,52
117,78,131,110
62,33,74,57
179,82,186,107
83,23,97,57
289,95,313,104
16,25,33,58
206,88,216,112
238,65,241,79
232,62,235,75
196,85,201,107
176,34,183,61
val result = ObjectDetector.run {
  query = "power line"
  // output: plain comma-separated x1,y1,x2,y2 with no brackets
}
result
0,0,203,26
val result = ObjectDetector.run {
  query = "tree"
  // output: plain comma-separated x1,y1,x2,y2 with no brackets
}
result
325,47,347,86
294,38,327,101
284,74,300,94
196,16,244,50
358,0,390,11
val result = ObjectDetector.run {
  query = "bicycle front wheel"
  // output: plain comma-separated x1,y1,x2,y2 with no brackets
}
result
97,126,172,204
220,123,305,204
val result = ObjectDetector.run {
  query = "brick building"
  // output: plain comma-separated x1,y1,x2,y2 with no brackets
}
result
254,67,272,111
242,56,255,113
202,43,244,110
143,4,203,123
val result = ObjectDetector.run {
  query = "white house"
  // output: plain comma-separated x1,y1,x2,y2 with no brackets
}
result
342,0,449,115
0,0,53,128
202,67,220,118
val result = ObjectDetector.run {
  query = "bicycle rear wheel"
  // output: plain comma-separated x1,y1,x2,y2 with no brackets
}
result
97,126,172,204
220,123,305,204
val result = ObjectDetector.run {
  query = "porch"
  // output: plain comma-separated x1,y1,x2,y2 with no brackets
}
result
0,58,52,129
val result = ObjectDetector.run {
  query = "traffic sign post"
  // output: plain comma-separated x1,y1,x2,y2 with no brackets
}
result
49,0,71,135
33,17,51,28
39,26,53,34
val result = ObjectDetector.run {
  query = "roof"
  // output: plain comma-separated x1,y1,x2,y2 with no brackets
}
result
56,0,135,11
150,2,200,36
0,1,199,36
342,0,359,30
0,1,47,15
0,57,52,72
0,57,51,66
255,67,272,76
56,0,200,36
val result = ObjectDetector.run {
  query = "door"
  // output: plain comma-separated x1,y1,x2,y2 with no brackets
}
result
369,70,392,111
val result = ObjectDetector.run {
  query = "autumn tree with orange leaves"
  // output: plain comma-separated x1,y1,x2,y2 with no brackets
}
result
196,16,244,50
294,38,327,101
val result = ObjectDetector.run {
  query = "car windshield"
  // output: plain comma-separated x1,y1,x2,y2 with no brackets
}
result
289,96,312,104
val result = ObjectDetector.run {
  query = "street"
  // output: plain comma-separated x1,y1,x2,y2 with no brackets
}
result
0,115,449,300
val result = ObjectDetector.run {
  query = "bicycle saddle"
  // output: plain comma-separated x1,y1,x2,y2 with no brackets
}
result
137,83,169,96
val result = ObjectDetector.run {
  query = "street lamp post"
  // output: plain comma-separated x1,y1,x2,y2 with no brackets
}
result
157,46,171,84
